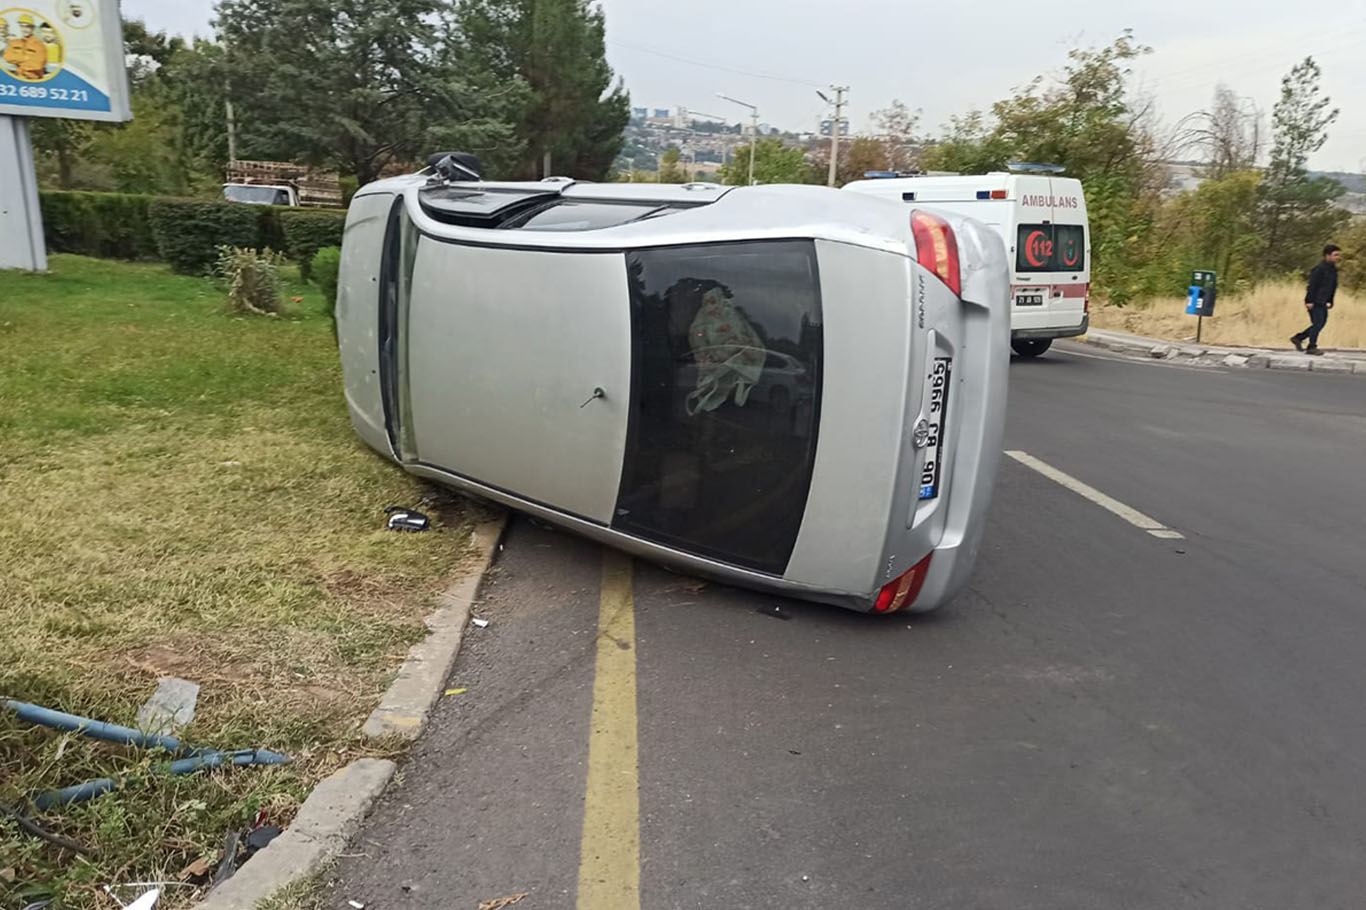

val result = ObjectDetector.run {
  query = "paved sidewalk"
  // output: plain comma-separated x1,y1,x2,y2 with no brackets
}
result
1081,327,1366,375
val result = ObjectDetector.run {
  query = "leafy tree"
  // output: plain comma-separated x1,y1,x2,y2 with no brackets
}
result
449,0,629,179
1139,170,1262,296
657,147,686,183
840,137,890,184
216,0,521,185
1184,84,1262,179
872,99,921,172
1257,57,1347,274
717,138,813,186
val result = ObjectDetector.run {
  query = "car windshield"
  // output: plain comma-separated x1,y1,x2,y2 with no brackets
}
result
224,185,290,205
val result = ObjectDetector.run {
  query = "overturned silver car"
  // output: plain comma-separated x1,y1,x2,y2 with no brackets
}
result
336,164,1009,613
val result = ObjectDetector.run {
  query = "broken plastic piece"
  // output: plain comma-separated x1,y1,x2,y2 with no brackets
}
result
244,825,282,857
136,677,200,736
348,901,365,909
471,618,490,628
384,506,430,532
477,895,528,910
444,688,467,696
126,889,160,910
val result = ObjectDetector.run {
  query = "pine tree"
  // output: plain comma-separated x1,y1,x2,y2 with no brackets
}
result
450,0,629,179
215,0,520,185
1258,57,1346,274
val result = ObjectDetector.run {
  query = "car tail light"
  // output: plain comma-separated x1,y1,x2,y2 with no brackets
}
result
874,552,933,613
910,211,961,297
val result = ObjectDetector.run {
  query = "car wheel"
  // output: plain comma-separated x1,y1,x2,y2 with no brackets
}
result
1011,338,1052,358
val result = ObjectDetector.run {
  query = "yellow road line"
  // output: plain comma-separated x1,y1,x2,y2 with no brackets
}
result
1005,450,1185,540
577,549,640,910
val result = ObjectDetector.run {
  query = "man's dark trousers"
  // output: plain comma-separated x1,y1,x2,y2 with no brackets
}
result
1301,305,1329,349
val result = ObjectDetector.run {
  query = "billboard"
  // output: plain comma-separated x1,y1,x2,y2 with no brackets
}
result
0,0,131,121
819,118,850,137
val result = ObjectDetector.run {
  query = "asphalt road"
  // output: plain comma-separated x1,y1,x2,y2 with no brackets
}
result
325,343,1366,910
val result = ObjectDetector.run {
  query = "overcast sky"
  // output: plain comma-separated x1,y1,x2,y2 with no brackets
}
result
121,0,1366,172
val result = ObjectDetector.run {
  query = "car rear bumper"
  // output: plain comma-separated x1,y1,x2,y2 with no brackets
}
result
1012,313,1089,340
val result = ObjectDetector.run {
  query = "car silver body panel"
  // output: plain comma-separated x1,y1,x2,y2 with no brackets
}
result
337,175,1009,612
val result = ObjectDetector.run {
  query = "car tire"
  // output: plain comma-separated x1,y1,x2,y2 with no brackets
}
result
1011,338,1052,358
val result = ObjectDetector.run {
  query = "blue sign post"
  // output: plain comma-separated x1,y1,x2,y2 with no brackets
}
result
1186,269,1217,343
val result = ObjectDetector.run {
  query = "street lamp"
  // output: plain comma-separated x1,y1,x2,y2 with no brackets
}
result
717,92,759,186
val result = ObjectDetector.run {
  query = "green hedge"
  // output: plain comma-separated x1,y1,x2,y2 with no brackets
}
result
39,191,159,260
149,199,264,275
38,190,348,274
279,209,347,280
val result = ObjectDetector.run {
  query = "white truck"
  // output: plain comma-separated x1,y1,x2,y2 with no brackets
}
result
222,160,344,208
843,169,1090,357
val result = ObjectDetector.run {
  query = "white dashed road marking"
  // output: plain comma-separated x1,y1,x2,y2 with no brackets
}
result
1005,450,1185,540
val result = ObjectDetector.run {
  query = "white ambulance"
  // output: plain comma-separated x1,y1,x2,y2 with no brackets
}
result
843,168,1090,357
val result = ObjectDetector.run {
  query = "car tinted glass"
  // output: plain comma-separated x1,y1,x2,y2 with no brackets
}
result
508,201,667,231
1016,223,1086,272
615,240,823,574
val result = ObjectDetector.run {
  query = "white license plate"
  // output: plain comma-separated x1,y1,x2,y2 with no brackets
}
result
918,357,952,501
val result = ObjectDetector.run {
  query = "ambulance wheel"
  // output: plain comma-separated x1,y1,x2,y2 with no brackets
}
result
1011,339,1052,358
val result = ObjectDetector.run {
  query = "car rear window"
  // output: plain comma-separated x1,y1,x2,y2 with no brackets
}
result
1016,223,1085,273
614,240,823,575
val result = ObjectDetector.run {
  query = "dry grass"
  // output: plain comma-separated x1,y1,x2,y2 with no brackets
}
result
0,256,488,909
1090,280,1366,350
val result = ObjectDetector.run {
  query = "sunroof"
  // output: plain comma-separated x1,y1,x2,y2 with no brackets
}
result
504,200,670,232
418,185,562,227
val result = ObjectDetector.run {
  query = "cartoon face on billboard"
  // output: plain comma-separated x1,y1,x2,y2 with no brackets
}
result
0,7,64,82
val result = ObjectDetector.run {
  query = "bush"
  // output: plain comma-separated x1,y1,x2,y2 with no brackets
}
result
39,191,159,260
150,200,263,275
257,206,289,259
311,245,342,314
279,209,347,280
214,245,286,314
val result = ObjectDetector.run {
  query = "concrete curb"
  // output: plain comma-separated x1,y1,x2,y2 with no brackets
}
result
197,759,396,910
195,513,509,910
1079,328,1366,376
362,516,508,739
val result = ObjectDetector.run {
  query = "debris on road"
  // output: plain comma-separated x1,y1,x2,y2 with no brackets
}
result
0,804,95,855
135,677,200,736
212,828,243,885
347,900,366,909
384,506,431,532
471,618,490,628
477,894,528,910
757,604,790,621
444,688,467,696
177,859,212,882
5,699,288,810
243,824,283,857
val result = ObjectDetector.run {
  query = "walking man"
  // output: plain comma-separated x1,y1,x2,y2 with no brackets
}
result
1292,244,1341,355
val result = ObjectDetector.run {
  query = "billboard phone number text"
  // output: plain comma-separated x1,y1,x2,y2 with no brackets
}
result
0,84,91,102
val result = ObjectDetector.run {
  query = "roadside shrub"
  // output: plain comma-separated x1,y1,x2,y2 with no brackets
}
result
214,245,286,314
257,206,288,259
39,190,158,259
280,209,347,280
150,200,262,275
311,245,342,314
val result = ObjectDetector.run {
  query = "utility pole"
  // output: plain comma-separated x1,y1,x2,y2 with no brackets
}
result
717,93,759,185
823,86,848,188
225,99,238,162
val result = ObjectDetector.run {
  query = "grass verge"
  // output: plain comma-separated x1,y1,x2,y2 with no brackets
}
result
0,255,483,909
1091,280,1366,349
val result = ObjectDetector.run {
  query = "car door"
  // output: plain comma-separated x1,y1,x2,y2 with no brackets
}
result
404,238,632,524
